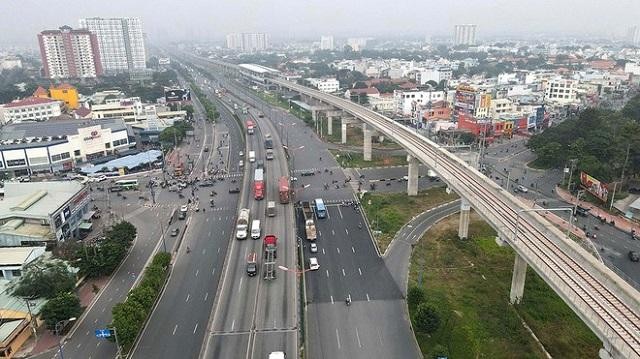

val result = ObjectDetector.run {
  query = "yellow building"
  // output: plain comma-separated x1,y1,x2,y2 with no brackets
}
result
49,84,79,110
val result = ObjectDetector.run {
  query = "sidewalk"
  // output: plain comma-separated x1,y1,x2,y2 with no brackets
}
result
15,277,109,358
555,186,640,234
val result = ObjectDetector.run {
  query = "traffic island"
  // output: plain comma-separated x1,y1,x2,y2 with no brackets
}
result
408,214,600,358
360,187,457,253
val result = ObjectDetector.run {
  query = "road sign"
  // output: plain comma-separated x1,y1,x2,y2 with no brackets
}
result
95,329,111,338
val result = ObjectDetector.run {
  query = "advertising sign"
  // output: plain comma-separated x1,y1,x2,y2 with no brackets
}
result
580,171,609,202
164,88,191,102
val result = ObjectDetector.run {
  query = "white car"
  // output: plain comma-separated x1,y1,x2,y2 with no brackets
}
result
90,175,107,183
310,243,318,253
309,257,320,271
239,151,244,157
180,205,189,212
517,185,528,193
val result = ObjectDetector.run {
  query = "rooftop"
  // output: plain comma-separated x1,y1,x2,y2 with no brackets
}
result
0,247,45,267
3,96,58,108
239,63,280,74
0,181,85,222
0,118,126,142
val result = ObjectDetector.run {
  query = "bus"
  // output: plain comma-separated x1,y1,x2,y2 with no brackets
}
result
114,179,139,190
314,198,327,219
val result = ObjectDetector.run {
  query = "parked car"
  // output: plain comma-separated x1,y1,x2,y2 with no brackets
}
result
517,185,528,193
171,228,179,237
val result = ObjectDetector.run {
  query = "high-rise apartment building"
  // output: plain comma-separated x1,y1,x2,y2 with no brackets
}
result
454,24,477,46
79,17,147,74
627,26,640,46
320,35,334,50
37,26,103,79
226,33,269,52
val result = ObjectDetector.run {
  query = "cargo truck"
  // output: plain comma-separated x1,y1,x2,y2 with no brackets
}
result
254,168,265,200
263,234,277,280
236,208,250,239
246,120,255,135
278,177,290,204
301,201,317,241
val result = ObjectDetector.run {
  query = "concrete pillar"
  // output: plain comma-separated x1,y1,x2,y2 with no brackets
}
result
341,119,348,144
327,116,334,136
312,110,319,134
509,253,528,304
363,123,373,161
407,155,419,196
458,199,470,239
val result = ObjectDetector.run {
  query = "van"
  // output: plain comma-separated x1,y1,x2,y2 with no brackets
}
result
266,201,276,217
249,151,256,163
251,220,261,239
239,160,244,168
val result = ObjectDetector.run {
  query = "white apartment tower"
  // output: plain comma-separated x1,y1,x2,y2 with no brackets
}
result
37,26,103,79
79,17,147,74
320,35,334,50
226,33,269,53
454,24,477,46
627,26,640,46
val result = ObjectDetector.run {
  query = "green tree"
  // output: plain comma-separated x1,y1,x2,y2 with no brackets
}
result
11,259,76,299
407,286,425,309
414,303,440,334
112,299,147,348
40,292,81,331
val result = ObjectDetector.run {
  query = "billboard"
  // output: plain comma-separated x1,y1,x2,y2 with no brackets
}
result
164,88,191,102
580,171,609,202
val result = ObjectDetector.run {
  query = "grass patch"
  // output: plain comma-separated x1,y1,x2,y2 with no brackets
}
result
330,149,407,168
361,187,458,253
409,214,600,359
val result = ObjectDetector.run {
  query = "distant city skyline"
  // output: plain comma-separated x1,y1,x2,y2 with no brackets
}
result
0,0,639,46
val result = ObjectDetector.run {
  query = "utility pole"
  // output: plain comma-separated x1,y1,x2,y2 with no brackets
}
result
566,158,578,190
609,143,631,211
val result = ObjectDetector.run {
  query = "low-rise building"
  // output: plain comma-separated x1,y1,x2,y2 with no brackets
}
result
393,89,447,116
307,78,339,93
544,78,578,104
0,181,90,243
0,247,46,280
49,84,80,110
0,118,131,176
91,97,144,123
0,97,62,124
0,279,47,358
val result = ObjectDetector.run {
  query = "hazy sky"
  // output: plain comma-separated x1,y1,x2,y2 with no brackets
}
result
1,0,639,45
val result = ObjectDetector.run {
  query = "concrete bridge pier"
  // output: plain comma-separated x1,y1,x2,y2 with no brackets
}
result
363,123,374,161
458,199,471,239
407,154,419,196
325,110,341,136
509,253,528,304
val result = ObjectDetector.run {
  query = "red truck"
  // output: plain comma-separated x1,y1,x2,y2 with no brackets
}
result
246,120,255,135
254,168,264,200
263,234,277,280
278,176,290,204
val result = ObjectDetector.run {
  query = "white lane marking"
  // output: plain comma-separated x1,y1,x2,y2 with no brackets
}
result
274,320,277,328
96,341,101,347
318,230,321,237
206,217,210,223
195,269,199,277
366,293,370,301
378,329,384,345
337,206,343,219
238,277,244,292
352,246,355,253
202,249,206,255
358,268,362,276
218,247,221,253
172,324,178,335
77,343,82,349
336,247,340,254
186,294,190,302
326,270,330,278
355,328,362,348
85,330,89,336
335,329,341,349
231,320,236,331
222,230,225,235
208,231,212,237
193,322,199,334
342,268,346,276
330,295,334,304
322,248,326,255
94,319,98,324
212,267,216,276
156,212,160,217
204,292,209,301
345,228,349,235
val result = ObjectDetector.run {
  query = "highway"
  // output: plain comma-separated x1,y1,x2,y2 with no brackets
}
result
130,72,240,358
175,55,425,359
189,69,298,358
264,77,640,358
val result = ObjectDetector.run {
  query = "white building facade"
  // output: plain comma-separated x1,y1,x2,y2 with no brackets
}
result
454,24,477,46
1,97,62,124
226,33,269,52
320,35,334,50
545,78,578,104
394,89,446,116
307,78,339,93
79,17,147,74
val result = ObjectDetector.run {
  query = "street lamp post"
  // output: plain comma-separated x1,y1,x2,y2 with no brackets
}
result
55,317,77,359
